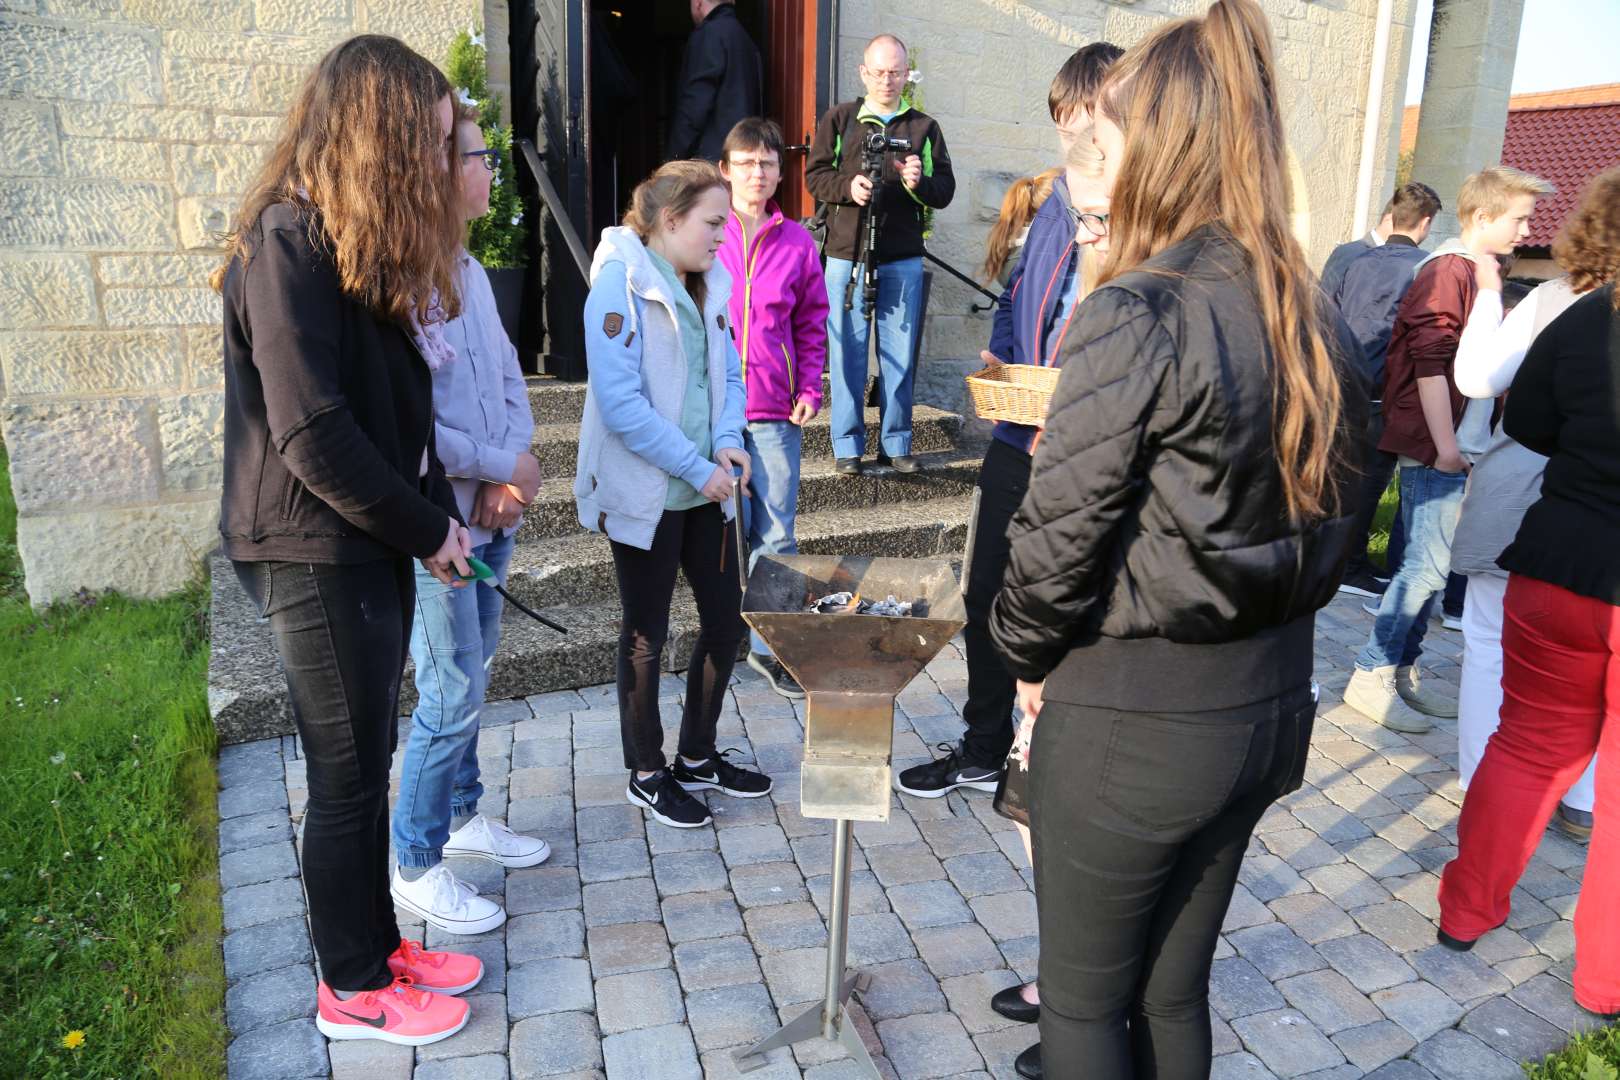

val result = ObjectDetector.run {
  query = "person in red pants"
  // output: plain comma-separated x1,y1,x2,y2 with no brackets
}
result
1437,278,1620,1020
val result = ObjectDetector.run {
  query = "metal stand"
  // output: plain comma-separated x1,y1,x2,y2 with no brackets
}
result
729,555,966,1078
732,820,878,1077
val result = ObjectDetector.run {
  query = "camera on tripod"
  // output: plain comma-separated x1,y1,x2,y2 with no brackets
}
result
858,131,912,183
845,132,914,316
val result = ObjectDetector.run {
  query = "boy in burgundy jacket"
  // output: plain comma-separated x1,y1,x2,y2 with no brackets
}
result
717,117,829,699
1345,166,1552,734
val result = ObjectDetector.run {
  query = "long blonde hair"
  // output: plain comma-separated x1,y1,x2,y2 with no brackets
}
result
621,159,728,312
211,35,464,325
1098,0,1346,523
982,169,1061,283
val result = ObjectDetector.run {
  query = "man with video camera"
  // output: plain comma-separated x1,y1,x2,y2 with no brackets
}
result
806,33,955,475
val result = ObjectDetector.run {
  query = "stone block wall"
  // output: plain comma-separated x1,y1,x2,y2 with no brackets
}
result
0,0,493,605
831,0,1417,411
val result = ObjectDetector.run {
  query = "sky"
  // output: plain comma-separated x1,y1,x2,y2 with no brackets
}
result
1405,0,1620,104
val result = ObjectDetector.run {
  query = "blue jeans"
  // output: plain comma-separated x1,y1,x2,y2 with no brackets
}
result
743,420,802,656
1357,465,1468,671
1386,508,1467,617
392,530,515,868
825,255,924,459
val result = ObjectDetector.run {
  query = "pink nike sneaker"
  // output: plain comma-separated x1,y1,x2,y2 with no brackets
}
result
315,977,469,1046
387,938,484,995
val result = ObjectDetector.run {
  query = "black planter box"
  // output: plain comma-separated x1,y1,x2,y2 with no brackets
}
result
484,265,528,363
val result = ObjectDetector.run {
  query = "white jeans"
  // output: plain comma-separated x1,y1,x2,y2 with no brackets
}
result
1458,574,1597,811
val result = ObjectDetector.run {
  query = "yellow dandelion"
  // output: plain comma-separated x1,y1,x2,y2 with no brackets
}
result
61,1030,86,1051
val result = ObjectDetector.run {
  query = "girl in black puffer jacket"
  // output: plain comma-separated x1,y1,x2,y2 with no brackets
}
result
987,3,1366,1077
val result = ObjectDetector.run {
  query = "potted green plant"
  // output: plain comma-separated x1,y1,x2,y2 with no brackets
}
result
446,27,529,350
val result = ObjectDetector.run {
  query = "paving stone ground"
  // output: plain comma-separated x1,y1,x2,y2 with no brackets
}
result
217,594,1602,1079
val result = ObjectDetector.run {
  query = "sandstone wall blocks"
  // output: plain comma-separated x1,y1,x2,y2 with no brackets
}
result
0,99,62,177
16,499,219,605
253,0,350,34
56,101,210,141
0,328,182,397
0,254,98,329
162,55,252,108
97,253,221,288
158,390,225,492
171,143,270,196
0,19,163,104
2,396,161,511
61,138,171,182
2,178,176,250
177,195,238,250
212,113,284,143
104,287,222,327
124,0,252,30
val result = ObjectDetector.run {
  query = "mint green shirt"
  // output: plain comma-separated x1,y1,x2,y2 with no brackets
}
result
647,248,712,510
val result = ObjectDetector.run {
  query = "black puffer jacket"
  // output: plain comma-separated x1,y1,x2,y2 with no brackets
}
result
989,227,1368,710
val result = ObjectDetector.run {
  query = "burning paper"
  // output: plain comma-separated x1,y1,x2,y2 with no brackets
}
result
804,591,914,617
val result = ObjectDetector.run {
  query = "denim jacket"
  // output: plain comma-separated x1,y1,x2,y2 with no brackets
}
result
574,227,746,550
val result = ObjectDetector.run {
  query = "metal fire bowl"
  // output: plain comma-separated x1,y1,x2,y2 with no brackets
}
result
742,555,965,822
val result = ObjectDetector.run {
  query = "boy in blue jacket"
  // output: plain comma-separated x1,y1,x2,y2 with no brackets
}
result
898,41,1120,800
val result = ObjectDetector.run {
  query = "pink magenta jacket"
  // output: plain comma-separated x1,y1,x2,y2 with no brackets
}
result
718,201,830,421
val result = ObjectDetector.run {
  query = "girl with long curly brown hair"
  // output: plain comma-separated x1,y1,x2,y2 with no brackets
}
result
1438,166,1620,1021
988,2,1365,1074
215,35,488,1047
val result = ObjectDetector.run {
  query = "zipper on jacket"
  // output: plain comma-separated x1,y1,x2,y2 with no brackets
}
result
781,343,795,399
736,213,779,379
1035,239,1077,367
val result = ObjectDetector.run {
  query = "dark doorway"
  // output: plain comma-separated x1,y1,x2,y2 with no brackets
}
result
587,1,768,239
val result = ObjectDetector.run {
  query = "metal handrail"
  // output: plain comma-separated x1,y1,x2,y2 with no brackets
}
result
516,137,592,282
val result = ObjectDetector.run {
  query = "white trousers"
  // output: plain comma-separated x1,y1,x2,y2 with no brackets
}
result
1458,574,1597,811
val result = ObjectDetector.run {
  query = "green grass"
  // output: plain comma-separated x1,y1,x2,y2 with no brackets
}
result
1367,478,1399,572
1526,1025,1620,1078
0,441,225,1078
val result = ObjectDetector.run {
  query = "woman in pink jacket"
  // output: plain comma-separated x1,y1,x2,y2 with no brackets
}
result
716,117,831,699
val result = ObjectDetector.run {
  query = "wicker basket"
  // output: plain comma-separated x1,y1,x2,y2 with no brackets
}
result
964,363,1061,426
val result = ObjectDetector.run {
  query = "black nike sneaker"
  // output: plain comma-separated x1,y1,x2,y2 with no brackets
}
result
895,743,1003,799
627,769,712,828
672,749,773,798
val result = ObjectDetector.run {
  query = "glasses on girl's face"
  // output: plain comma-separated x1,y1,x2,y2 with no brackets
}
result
1078,211,1109,238
462,149,501,173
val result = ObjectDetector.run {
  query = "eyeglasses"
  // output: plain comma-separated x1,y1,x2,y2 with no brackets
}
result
1077,211,1109,238
462,149,501,173
726,157,780,174
862,67,908,82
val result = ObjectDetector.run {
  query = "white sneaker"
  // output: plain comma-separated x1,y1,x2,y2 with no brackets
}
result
1344,666,1432,734
390,864,506,936
444,814,551,869
1396,665,1458,719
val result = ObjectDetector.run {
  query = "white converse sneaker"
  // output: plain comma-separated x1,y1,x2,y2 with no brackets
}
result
1344,665,1432,734
390,864,506,936
443,814,551,869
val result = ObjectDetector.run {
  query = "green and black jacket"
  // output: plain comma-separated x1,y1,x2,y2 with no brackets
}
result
804,99,955,264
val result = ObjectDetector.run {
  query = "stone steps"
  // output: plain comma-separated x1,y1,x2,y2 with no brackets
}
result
531,405,962,478
516,447,981,542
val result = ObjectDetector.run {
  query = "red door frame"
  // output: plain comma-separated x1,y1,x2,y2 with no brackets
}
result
765,0,818,220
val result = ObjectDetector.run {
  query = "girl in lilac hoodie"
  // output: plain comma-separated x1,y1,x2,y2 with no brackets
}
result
717,118,830,699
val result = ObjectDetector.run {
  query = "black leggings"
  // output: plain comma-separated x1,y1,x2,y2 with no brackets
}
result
1029,682,1315,1079
234,558,411,992
609,504,745,771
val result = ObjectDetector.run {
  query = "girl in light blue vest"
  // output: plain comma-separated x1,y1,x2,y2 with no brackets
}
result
575,160,774,829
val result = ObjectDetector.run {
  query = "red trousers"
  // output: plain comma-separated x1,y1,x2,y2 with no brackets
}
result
1438,574,1620,1014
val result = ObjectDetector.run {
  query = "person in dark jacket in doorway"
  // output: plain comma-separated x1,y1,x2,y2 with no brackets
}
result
1331,180,1441,599
666,0,762,163
805,32,955,476
988,4,1366,1076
